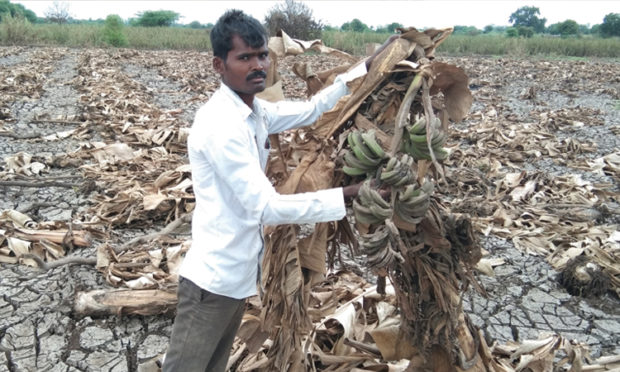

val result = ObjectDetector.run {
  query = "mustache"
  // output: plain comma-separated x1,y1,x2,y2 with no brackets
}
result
246,70,267,81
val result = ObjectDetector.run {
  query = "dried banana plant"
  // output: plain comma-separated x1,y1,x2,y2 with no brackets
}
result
323,27,481,368
256,27,487,370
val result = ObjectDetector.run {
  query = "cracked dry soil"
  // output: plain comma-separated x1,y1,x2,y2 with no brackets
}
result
0,47,619,371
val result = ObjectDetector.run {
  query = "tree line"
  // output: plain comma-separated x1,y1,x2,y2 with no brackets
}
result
1,0,619,41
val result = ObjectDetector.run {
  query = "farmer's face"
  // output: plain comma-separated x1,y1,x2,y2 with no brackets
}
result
214,34,270,106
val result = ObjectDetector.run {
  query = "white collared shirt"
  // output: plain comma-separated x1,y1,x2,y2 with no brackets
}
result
180,62,367,299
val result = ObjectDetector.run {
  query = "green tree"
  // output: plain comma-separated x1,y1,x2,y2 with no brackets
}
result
103,14,127,47
547,22,560,35
341,18,369,32
555,20,579,37
0,0,37,23
134,10,179,27
578,24,591,34
264,0,322,40
385,22,403,33
600,13,620,37
509,6,546,33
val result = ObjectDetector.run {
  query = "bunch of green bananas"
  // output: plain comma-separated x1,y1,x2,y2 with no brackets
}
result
401,116,449,161
379,153,415,187
343,129,387,176
359,224,396,268
352,180,392,225
394,180,434,224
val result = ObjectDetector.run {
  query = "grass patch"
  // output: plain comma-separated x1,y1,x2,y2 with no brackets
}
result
437,34,620,58
126,26,210,50
0,22,618,58
0,22,210,50
321,30,392,55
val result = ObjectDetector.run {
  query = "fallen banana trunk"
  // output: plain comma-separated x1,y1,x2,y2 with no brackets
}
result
10,227,90,247
74,288,177,316
1,209,93,266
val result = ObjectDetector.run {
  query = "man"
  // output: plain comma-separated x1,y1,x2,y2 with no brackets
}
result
163,9,395,372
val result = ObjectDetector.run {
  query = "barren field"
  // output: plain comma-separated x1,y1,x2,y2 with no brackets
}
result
0,46,619,371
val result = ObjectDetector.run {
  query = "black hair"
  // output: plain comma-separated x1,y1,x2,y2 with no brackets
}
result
210,9,268,60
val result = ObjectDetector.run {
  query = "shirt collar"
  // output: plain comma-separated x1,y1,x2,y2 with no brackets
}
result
219,83,259,120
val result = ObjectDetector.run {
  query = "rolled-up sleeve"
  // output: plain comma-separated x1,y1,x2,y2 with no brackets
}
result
261,187,345,225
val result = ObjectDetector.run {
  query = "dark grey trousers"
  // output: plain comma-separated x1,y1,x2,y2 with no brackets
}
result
162,277,246,372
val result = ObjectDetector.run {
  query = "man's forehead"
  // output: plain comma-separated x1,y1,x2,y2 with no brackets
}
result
230,34,267,51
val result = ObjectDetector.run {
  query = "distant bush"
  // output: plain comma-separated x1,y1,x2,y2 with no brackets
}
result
375,22,403,34
454,25,481,36
103,14,127,47
264,0,322,40
133,10,179,27
506,27,518,38
517,26,534,38
341,19,370,33
188,21,203,29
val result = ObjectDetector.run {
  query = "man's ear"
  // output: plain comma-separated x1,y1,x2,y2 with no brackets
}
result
213,56,224,74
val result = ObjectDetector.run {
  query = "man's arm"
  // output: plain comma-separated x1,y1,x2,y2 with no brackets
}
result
265,35,400,135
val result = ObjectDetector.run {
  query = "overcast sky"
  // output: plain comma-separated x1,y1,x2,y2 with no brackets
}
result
13,1,619,29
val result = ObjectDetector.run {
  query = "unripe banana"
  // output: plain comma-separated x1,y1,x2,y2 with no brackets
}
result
385,156,398,172
380,168,401,183
343,165,366,176
431,131,446,148
344,150,372,171
358,180,375,206
409,116,426,135
361,130,387,159
369,204,392,220
394,202,424,225
410,133,427,144
434,147,449,160
409,142,432,161
353,200,384,225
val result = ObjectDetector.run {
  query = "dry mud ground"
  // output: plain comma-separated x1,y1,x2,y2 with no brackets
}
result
0,47,619,371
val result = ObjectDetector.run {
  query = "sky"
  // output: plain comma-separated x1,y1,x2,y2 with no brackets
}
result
12,1,619,29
